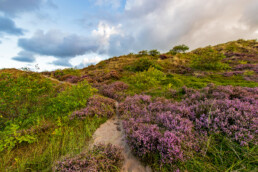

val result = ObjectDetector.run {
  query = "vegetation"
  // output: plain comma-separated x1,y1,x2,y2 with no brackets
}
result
0,39,257,171
169,44,189,54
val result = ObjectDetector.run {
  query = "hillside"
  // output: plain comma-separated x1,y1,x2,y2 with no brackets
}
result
0,39,257,171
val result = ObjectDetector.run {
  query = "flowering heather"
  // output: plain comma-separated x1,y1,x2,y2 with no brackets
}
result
70,95,116,120
54,143,124,172
223,71,244,77
233,64,258,73
119,84,258,167
98,81,129,101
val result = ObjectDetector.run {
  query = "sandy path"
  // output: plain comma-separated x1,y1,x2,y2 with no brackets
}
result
91,103,152,172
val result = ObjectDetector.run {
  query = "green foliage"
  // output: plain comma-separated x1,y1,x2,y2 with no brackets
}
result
138,50,148,56
0,72,54,121
125,57,162,72
183,134,257,172
0,117,106,171
169,44,189,54
191,47,230,70
149,49,160,56
53,68,81,78
0,124,37,152
126,67,166,90
47,80,96,117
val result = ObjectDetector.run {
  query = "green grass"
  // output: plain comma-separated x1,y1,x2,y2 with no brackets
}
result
0,116,107,171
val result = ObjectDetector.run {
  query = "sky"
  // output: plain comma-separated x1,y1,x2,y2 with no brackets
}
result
0,0,257,71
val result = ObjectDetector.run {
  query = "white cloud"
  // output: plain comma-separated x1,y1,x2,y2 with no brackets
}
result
94,0,121,8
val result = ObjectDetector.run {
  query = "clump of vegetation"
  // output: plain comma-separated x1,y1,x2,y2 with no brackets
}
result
149,49,160,56
126,67,166,90
54,143,124,172
70,95,116,120
125,57,162,72
169,44,189,54
191,47,230,70
119,85,257,171
138,50,148,56
97,81,129,101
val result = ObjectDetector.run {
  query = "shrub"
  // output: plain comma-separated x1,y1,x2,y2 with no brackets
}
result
127,67,166,90
169,44,189,54
119,85,257,169
191,47,230,70
70,95,116,120
149,49,160,56
138,50,148,56
126,58,162,72
98,81,129,101
54,143,124,172
0,72,54,121
47,80,95,117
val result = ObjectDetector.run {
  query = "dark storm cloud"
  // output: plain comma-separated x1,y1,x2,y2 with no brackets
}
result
0,16,24,36
18,30,99,58
12,51,35,62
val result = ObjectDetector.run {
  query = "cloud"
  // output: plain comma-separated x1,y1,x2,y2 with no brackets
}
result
51,59,72,67
90,0,258,56
12,51,35,62
17,30,103,66
93,0,122,8
0,0,43,17
18,30,100,57
0,0,56,17
0,16,24,36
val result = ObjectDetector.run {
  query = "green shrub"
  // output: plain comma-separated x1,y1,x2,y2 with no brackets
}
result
47,80,96,117
127,67,166,90
53,68,81,78
0,72,54,121
149,49,160,56
169,44,189,54
138,50,148,56
191,47,230,70
125,58,162,72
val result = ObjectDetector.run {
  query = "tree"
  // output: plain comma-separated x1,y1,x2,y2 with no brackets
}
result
149,49,160,56
138,50,148,56
169,44,189,54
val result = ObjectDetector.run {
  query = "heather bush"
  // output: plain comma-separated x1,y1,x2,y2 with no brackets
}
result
54,143,124,172
98,81,129,101
119,84,257,169
70,95,116,120
234,64,258,72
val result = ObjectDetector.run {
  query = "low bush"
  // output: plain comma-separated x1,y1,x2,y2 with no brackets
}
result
70,95,116,120
119,84,257,170
98,81,129,101
191,47,230,70
126,67,166,90
125,57,162,72
54,143,124,172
